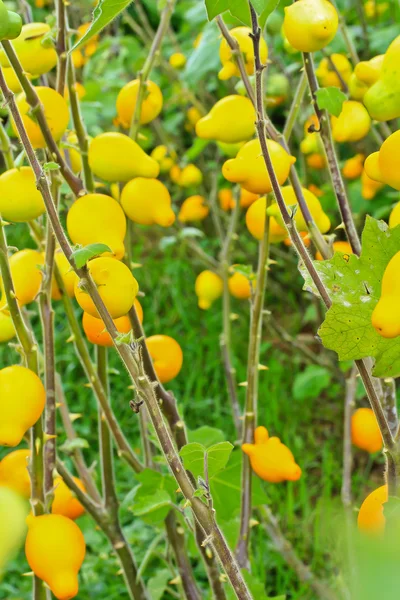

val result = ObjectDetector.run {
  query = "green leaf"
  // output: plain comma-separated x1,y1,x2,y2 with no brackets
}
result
207,442,234,478
315,87,347,117
147,569,170,600
179,442,206,479
71,243,112,268
293,365,331,401
71,0,135,51
132,490,172,521
59,438,89,453
188,425,226,447
303,217,400,377
252,0,281,20
43,161,60,171
179,441,233,479
204,0,251,25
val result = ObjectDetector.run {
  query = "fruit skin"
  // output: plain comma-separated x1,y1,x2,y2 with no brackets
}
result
146,335,183,383
175,164,203,188
351,408,383,453
0,449,31,498
116,79,163,127
89,133,160,183
62,132,83,175
0,167,45,222
364,130,400,191
74,257,139,319
283,0,338,52
195,271,223,310
0,365,45,447
242,426,301,483
0,486,28,573
67,193,127,260
222,138,295,194
246,196,286,243
342,154,364,180
178,195,209,222
0,310,15,342
0,23,56,75
361,169,384,200
150,145,176,174
316,53,352,88
358,485,387,533
219,27,268,80
228,270,254,300
219,188,235,211
51,249,79,300
25,513,86,600
52,477,85,520
169,52,186,69
389,202,400,229
267,186,331,235
0,249,44,308
371,250,400,338
363,36,400,121
316,240,352,261
13,87,69,149
186,106,202,130
82,299,143,347
331,101,371,143
240,188,259,208
3,66,25,93
196,95,256,144
121,178,175,227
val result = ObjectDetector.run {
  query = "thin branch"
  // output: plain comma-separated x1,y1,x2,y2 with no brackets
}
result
55,0,68,95
0,119,14,169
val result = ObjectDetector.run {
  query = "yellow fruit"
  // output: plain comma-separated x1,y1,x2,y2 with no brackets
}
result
196,95,256,143
267,186,331,235
331,101,371,142
0,23,57,76
146,335,183,383
351,408,383,454
25,514,86,600
169,52,186,69
217,141,245,157
283,0,338,52
150,145,176,174
51,250,78,300
219,27,268,80
74,257,138,319
13,87,69,149
316,240,352,260
355,55,384,86
361,169,384,200
348,73,369,100
121,178,175,227
195,270,223,310
67,193,126,260
3,66,25,93
363,35,400,121
0,249,44,308
0,167,45,222
0,486,28,573
222,138,296,194
246,197,286,242
52,477,85,520
342,154,364,180
71,49,85,69
372,251,400,338
316,53,352,88
389,202,400,228
186,106,202,128
364,130,400,191
358,485,387,533
62,132,83,175
218,188,235,211
178,164,203,188
116,79,163,128
0,310,15,343
178,195,209,222
0,448,31,498
364,0,389,18
0,365,45,447
89,133,160,182
228,269,254,300
82,301,142,347
240,188,259,208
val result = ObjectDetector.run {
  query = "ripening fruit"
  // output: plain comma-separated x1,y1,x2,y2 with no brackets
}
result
364,130,400,191
355,55,384,86
348,73,369,100
150,145,176,174
82,299,143,347
358,485,387,533
342,154,364,180
0,486,28,574
0,23,57,76
246,197,286,243
363,36,400,121
240,188,259,208
196,95,256,144
3,66,25,93
283,0,338,52
0,448,31,498
242,426,301,483
146,335,183,383
222,139,296,194
351,408,383,453
13,87,69,149
389,202,400,229
121,178,175,227
371,250,400,338
62,132,83,175
219,27,268,80
195,270,223,310
89,133,160,182
316,53,352,88
67,193,127,260
74,257,138,319
186,106,202,130
51,249,79,300
25,514,86,600
361,169,384,200
177,164,203,188
0,365,45,447
331,101,371,143
267,186,331,235
116,79,163,127
219,188,235,211
315,240,353,260
52,477,85,520
178,195,209,222
169,52,186,69
217,141,245,158
0,249,44,308
0,2,21,41
0,310,15,343
228,269,254,300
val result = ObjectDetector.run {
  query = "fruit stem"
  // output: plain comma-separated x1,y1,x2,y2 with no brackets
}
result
282,71,307,142
0,118,14,169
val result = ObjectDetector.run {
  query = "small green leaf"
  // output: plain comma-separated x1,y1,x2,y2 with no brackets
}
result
188,426,226,447
179,227,204,239
43,161,60,171
293,365,331,401
204,0,251,25
147,569,170,600
115,330,133,346
315,87,347,118
59,438,89,453
252,0,280,17
71,0,135,51
132,490,172,520
179,442,206,479
207,442,234,478
71,243,112,268
179,441,234,479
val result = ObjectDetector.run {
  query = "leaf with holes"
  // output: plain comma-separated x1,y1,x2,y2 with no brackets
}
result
71,0,135,51
302,217,400,378
71,243,111,268
316,87,347,117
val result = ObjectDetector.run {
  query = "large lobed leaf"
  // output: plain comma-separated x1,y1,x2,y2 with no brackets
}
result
303,217,400,377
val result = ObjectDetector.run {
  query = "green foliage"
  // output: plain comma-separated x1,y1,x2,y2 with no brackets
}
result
71,0,135,51
179,440,233,479
129,470,177,524
315,87,347,117
293,365,331,401
204,0,251,25
71,243,112,268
